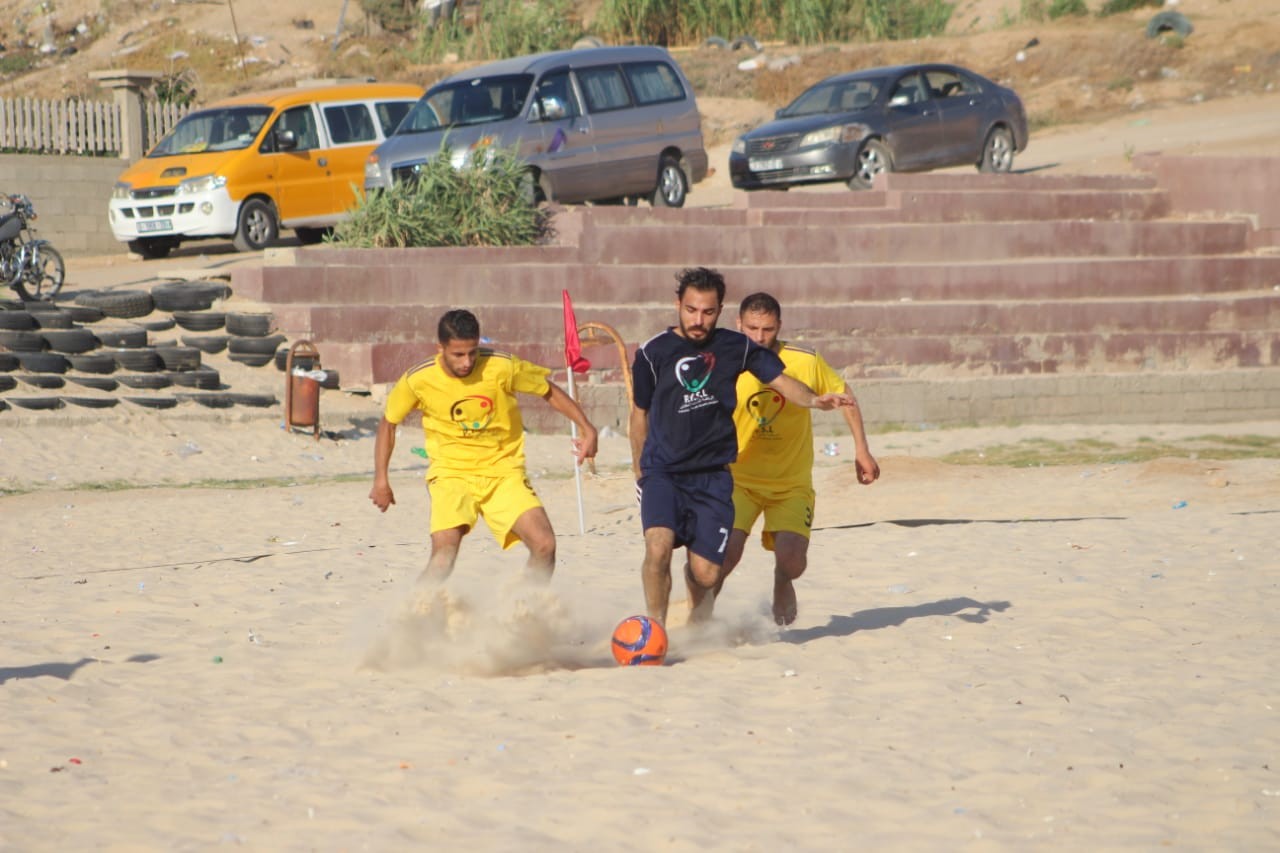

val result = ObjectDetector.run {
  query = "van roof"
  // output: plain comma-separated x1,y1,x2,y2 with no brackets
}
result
207,81,423,110
439,45,675,84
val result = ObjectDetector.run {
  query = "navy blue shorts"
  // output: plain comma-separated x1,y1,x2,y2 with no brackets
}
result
639,469,734,564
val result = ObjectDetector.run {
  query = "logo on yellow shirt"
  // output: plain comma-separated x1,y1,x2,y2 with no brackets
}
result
745,388,786,430
450,395,495,435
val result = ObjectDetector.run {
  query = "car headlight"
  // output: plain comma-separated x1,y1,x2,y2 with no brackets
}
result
800,124,870,147
176,174,227,195
732,137,746,155
112,183,132,200
365,153,385,183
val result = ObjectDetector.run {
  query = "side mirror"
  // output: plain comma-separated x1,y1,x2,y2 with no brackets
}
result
774,108,785,119
276,129,298,151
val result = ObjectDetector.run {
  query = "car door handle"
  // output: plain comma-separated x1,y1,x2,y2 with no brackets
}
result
317,157,328,167
577,127,590,134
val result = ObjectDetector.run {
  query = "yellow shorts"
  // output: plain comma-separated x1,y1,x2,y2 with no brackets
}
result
427,470,543,550
732,481,815,551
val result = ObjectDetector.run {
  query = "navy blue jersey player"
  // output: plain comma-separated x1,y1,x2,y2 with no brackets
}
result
629,267,856,627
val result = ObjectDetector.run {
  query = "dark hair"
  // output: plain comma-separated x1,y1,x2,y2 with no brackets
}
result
674,266,725,304
739,291,781,319
438,309,480,344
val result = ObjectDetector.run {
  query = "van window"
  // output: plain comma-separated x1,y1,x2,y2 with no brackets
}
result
376,101,413,136
532,70,580,121
269,105,321,151
399,74,534,133
624,62,685,106
324,104,377,144
576,66,632,113
149,106,271,156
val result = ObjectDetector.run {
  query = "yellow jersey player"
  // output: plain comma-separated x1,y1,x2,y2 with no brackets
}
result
370,309,598,584
719,292,879,624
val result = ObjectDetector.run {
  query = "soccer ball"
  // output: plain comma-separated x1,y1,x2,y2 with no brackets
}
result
610,615,668,666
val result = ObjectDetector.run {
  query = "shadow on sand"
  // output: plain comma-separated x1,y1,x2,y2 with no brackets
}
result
784,597,1011,644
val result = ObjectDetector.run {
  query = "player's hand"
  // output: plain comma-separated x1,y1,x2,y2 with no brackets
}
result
812,391,855,411
855,450,880,485
369,482,396,512
572,426,599,465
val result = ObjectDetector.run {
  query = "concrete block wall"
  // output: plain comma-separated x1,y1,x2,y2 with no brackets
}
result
0,154,123,256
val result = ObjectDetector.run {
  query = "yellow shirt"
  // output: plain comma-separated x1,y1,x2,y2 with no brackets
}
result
384,349,551,476
731,342,846,491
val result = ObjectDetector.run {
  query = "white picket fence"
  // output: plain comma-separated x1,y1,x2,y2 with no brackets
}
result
0,97,187,156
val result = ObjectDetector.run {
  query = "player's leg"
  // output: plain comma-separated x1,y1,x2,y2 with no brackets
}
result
419,475,477,584
420,526,465,584
769,531,809,625
686,550,722,623
715,485,763,596
508,506,557,582
641,527,676,625
683,469,735,624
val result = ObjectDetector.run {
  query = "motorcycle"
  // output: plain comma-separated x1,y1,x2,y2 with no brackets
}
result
1,193,65,302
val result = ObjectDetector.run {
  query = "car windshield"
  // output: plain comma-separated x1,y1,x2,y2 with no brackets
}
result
395,74,534,134
780,77,885,117
149,107,272,156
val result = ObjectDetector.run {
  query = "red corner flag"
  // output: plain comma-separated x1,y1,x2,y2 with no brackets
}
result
562,290,591,374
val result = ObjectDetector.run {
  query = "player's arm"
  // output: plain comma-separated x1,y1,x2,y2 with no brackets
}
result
840,392,880,485
541,381,599,465
767,372,854,411
369,417,398,512
629,405,649,481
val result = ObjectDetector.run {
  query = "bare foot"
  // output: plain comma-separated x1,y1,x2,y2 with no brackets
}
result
772,574,797,626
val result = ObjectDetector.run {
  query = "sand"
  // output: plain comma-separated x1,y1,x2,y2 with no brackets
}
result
2,400,1278,848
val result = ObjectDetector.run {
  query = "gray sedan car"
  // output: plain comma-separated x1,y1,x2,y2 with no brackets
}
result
730,63,1028,190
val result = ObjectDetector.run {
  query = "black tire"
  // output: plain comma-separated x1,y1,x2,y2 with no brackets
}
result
229,333,287,355
62,396,119,409
67,352,118,374
140,316,177,332
848,139,892,190
704,35,730,49
18,373,65,389
76,289,155,319
651,154,688,208
978,125,1015,173
228,393,277,408
228,351,275,368
274,348,317,371
171,366,221,389
181,392,234,409
0,329,46,351
294,227,330,245
16,351,69,373
9,396,63,410
181,334,230,354
41,327,98,353
1147,10,1193,38
117,372,172,390
92,326,148,348
155,345,202,371
0,374,15,391
30,309,73,329
731,35,762,52
109,348,163,372
128,238,179,260
233,198,279,252
225,312,273,337
0,311,36,330
124,395,179,409
151,281,229,312
319,369,340,390
13,244,65,302
65,305,106,324
66,374,119,391
0,352,18,371
173,311,226,332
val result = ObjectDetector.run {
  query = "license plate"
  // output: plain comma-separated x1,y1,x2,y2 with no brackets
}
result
137,219,173,234
749,157,784,172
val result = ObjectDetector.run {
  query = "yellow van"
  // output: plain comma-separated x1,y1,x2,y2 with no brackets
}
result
108,81,423,258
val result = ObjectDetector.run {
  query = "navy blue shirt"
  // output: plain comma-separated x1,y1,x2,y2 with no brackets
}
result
632,326,785,473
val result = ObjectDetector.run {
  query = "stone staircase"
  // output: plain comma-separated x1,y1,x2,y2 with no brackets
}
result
232,167,1280,430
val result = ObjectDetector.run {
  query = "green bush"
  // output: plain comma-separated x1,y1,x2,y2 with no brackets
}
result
1097,0,1162,17
1048,0,1088,18
415,0,582,63
331,146,551,249
363,0,420,34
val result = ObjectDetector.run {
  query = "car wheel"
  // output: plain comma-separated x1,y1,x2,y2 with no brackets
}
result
128,238,179,260
848,139,891,190
233,198,278,252
979,126,1015,173
651,155,687,208
519,170,550,206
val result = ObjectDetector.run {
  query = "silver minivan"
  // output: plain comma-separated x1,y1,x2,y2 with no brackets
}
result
364,46,709,207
